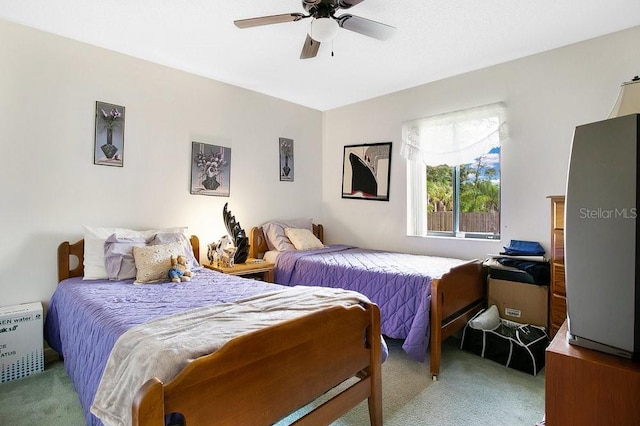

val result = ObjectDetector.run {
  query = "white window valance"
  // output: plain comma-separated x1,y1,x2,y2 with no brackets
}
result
401,102,508,166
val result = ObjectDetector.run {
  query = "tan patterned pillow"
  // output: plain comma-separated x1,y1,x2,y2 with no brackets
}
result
284,228,324,250
132,242,185,284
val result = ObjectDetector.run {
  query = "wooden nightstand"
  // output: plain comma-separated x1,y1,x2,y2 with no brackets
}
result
203,258,275,283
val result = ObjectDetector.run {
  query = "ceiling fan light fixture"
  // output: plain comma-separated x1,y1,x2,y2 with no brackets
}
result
309,17,339,43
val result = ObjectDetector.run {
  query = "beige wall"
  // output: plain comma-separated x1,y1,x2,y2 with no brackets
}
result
0,20,323,306
321,26,640,260
2,17,639,308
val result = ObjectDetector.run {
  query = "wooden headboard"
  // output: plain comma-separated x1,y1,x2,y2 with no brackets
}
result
249,224,324,259
57,236,201,283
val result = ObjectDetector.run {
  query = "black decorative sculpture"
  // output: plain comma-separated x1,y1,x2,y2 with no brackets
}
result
222,203,250,264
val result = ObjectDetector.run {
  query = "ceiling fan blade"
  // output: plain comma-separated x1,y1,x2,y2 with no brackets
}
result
300,34,320,59
338,0,366,9
336,14,396,40
234,13,307,29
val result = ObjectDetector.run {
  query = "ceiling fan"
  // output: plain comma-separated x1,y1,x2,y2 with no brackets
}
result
234,0,396,59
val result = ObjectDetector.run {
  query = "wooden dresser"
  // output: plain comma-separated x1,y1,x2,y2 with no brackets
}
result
545,321,640,425
548,195,566,338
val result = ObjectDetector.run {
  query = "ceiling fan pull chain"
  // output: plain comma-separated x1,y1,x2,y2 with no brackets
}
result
331,40,334,57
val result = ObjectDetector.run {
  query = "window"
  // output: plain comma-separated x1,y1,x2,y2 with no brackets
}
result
402,103,507,239
426,147,500,238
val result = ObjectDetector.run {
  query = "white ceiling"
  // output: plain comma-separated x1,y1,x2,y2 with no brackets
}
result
2,0,640,111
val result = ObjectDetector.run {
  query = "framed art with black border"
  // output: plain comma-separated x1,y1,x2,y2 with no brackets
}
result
342,142,392,201
279,137,294,182
94,101,125,167
191,142,231,197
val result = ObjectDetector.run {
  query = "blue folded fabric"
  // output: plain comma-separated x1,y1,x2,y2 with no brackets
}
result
502,240,545,256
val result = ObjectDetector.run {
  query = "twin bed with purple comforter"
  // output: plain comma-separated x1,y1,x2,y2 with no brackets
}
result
45,236,386,426
250,223,487,380
45,272,284,425
274,245,468,362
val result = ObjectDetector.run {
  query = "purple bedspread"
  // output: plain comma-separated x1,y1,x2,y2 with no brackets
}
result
274,245,467,362
44,270,286,426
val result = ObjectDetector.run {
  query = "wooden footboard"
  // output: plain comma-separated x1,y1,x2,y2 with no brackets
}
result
430,259,487,380
132,303,382,426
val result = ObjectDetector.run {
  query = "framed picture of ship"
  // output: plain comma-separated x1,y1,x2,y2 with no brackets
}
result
342,142,392,201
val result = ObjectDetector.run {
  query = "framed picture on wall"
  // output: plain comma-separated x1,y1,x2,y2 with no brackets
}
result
191,142,231,197
94,101,125,167
342,142,392,201
279,137,294,182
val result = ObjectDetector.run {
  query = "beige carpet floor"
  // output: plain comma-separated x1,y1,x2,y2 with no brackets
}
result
0,337,545,425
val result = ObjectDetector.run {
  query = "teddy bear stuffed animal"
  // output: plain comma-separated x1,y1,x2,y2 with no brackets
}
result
168,254,193,282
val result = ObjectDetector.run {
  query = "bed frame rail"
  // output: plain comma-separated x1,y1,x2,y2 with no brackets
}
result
132,303,382,426
430,259,487,380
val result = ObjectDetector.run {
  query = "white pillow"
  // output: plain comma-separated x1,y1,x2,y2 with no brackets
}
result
285,228,324,250
83,225,187,280
132,242,185,284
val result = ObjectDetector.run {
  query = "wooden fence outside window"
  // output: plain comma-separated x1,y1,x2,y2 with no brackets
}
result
427,211,499,234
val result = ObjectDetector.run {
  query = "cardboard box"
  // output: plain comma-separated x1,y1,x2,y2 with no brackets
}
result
488,278,549,328
0,302,44,383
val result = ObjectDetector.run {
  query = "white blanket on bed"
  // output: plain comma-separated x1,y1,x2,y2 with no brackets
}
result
90,286,370,426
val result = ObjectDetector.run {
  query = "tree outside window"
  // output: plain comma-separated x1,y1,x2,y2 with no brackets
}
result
427,147,500,237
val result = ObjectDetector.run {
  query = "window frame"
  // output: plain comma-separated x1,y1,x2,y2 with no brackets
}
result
425,152,501,240
402,102,506,240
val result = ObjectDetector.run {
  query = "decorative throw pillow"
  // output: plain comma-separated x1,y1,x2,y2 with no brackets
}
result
285,228,324,251
262,218,313,251
83,225,187,280
104,234,149,281
132,242,185,284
